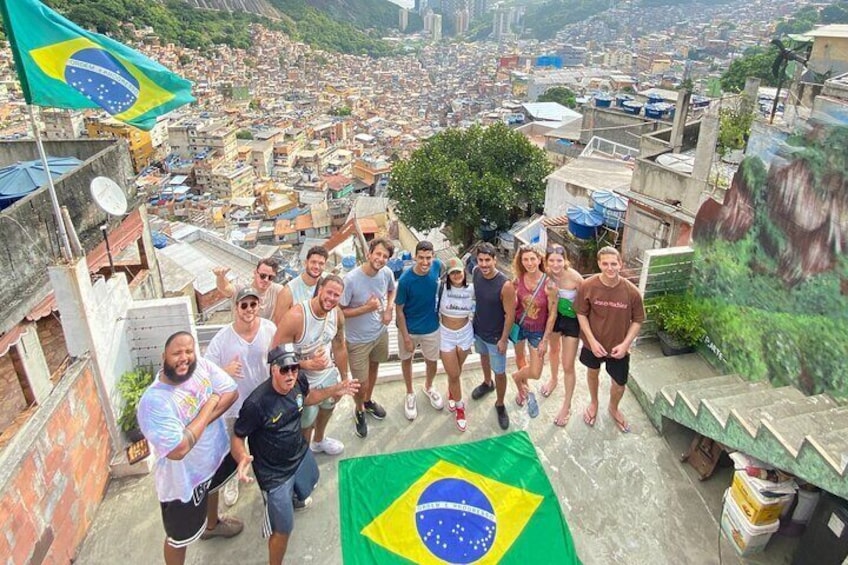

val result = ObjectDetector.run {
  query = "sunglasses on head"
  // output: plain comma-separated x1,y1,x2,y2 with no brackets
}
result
276,364,299,374
547,245,565,254
239,300,258,310
257,272,274,281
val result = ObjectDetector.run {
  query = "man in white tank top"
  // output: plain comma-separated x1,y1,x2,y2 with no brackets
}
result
275,246,328,322
272,274,349,456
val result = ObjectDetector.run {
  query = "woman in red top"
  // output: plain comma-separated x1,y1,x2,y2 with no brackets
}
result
511,245,557,418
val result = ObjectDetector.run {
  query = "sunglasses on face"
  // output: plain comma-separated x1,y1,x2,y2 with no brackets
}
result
257,272,274,281
239,301,259,310
277,364,299,374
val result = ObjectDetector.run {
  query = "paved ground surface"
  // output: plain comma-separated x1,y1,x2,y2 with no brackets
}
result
76,342,797,564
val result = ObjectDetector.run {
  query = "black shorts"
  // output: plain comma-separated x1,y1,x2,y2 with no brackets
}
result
160,453,238,548
553,314,580,338
579,347,630,386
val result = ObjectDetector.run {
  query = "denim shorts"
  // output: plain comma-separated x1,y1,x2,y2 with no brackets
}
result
517,327,545,348
261,450,319,536
474,335,507,375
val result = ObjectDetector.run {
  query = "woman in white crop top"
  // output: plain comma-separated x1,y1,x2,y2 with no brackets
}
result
542,245,583,428
438,257,475,432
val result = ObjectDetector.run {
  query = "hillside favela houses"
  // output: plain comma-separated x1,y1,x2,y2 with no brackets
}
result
0,3,847,563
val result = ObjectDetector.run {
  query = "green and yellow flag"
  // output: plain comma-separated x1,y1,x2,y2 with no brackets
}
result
339,432,580,564
0,0,194,131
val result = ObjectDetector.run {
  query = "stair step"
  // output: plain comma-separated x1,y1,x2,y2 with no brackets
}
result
805,430,848,475
703,386,805,426
681,380,770,415
661,374,740,406
762,407,848,456
727,388,813,436
629,352,717,402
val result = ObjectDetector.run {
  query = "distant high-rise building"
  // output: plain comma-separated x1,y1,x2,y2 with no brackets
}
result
399,8,409,31
471,0,488,19
454,9,470,34
40,109,84,140
492,7,512,40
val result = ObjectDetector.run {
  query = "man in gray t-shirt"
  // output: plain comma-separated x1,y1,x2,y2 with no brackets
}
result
341,237,396,439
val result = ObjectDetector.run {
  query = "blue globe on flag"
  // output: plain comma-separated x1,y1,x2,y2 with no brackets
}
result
415,478,497,563
64,48,139,115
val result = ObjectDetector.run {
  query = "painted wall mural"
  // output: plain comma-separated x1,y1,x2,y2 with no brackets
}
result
692,116,847,399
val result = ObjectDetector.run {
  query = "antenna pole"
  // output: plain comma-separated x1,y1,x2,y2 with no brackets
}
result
28,105,73,261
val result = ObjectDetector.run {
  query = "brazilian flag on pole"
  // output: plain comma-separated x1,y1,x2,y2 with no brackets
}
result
339,432,580,564
0,0,194,131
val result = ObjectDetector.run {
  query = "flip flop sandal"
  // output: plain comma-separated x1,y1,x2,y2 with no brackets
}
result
540,382,556,398
583,406,597,427
527,393,539,418
515,393,526,407
609,411,631,433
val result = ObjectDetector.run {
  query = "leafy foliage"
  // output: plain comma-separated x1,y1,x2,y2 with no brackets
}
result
0,0,398,55
646,293,706,347
720,46,779,92
388,123,552,247
716,98,754,157
522,0,608,41
537,87,577,109
117,367,155,432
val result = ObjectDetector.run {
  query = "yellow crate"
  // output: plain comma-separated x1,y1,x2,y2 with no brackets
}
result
730,472,791,526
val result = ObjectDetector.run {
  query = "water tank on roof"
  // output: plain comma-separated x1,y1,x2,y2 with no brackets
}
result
591,190,629,229
342,255,356,271
615,94,633,108
566,206,604,240
594,94,613,108
647,93,665,105
622,101,643,115
388,257,404,280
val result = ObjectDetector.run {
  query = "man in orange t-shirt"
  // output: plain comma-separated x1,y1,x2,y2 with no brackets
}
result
576,246,645,433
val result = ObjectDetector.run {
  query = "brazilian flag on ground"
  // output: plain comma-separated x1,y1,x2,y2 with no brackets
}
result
0,0,194,130
340,432,580,564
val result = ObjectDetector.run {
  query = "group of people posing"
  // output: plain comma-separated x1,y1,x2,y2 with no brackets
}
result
137,238,645,565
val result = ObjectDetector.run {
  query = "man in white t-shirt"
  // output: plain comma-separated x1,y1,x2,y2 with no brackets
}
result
137,332,243,565
206,287,277,506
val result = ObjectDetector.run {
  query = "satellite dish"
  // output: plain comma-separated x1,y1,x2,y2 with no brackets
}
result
90,176,128,216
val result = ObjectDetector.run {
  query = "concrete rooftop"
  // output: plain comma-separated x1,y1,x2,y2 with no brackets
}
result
76,343,796,564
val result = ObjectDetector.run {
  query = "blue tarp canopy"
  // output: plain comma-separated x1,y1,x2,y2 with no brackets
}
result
0,156,82,210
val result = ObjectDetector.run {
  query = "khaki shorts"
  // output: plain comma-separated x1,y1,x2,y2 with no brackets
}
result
301,368,341,428
347,332,389,381
398,329,440,361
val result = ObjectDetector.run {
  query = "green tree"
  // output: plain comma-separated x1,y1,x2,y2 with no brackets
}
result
720,46,779,92
537,86,577,108
388,123,553,247
236,129,254,140
717,98,754,157
329,106,352,116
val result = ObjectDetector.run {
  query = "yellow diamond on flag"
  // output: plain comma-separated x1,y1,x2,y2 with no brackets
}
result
361,459,543,564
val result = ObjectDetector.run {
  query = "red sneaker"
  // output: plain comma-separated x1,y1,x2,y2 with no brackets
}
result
455,405,467,432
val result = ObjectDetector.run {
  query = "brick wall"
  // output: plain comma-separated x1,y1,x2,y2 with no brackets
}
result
0,357,112,565
0,352,28,434
35,317,68,378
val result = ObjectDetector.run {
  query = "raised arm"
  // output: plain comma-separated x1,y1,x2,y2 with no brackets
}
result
213,266,235,298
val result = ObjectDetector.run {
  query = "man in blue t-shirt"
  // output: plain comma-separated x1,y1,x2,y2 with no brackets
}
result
395,240,445,420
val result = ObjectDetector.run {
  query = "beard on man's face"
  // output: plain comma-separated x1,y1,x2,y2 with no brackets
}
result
163,359,198,384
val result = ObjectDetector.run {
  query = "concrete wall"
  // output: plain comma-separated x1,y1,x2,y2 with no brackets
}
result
632,159,703,214
579,107,657,147
125,296,196,370
0,357,111,565
0,139,135,336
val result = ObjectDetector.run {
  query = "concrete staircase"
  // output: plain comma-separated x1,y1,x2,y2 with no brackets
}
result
629,342,848,499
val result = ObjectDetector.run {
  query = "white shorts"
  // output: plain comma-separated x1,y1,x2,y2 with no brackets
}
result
398,329,441,362
439,321,474,352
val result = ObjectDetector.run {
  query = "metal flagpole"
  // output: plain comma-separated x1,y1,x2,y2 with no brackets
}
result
26,105,72,261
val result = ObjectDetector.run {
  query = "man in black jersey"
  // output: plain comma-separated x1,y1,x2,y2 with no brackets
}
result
232,344,359,565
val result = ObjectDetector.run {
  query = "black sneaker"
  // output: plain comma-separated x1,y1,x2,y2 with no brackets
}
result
496,404,509,430
363,400,386,420
471,381,495,400
354,410,368,438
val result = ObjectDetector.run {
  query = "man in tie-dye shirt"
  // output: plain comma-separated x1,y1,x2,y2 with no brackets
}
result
138,331,243,565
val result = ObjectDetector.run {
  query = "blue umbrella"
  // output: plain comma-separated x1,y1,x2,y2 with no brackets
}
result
0,156,83,210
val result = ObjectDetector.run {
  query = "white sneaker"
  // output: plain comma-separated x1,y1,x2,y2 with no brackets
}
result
310,436,344,455
294,496,313,511
447,395,456,413
423,386,444,410
222,477,239,507
404,393,418,420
